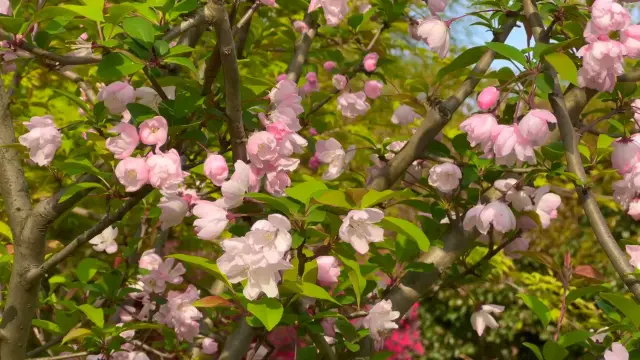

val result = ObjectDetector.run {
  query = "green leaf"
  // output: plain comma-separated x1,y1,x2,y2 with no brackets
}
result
168,44,194,56
61,0,105,22
0,221,13,241
523,342,543,360
167,254,233,290
600,292,640,327
77,258,108,283
97,53,144,81
541,141,565,162
60,183,105,202
163,57,197,73
485,42,528,67
32,319,62,334
245,193,301,215
122,17,156,48
545,52,578,85
597,134,614,149
536,73,554,94
312,190,355,209
285,181,328,206
380,217,430,252
77,304,104,328
360,190,394,208
242,76,274,96
519,294,551,327
336,253,366,307
247,298,283,331
62,328,92,344
542,340,569,360
348,14,363,30
436,46,486,81
0,17,28,34
557,330,592,348
566,285,609,303
300,282,340,305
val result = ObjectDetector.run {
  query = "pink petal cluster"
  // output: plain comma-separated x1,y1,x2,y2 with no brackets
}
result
333,74,348,90
604,342,629,360
477,86,499,110
621,25,640,58
204,153,229,186
217,215,293,300
495,180,561,229
613,163,640,210
323,61,337,72
364,80,384,99
192,200,229,240
98,82,136,114
626,245,640,269
139,116,168,147
391,105,422,125
315,137,355,180
308,0,349,26
158,192,190,230
428,0,448,13
504,237,530,259
18,116,62,166
611,135,640,174
260,0,276,6
293,20,309,33
586,0,630,40
140,257,185,293
153,285,202,341
202,338,219,355
415,17,450,58
88,226,119,254
115,157,149,192
470,304,504,336
337,91,371,118
316,256,341,287
363,52,379,72
463,201,516,234
106,123,140,159
0,0,12,15
362,300,400,342
146,149,188,191
339,208,385,254
428,163,462,193
302,72,319,95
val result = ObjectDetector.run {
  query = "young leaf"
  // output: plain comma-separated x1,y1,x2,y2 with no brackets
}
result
523,343,543,360
557,330,592,348
600,292,640,327
60,183,105,202
97,53,144,81
542,340,569,360
192,296,234,308
62,328,92,344
122,17,156,48
32,319,62,334
285,181,328,206
545,52,578,85
247,298,284,331
380,217,430,252
163,57,197,73
519,294,551,327
300,282,341,305
77,304,104,328
0,221,13,241
485,42,528,67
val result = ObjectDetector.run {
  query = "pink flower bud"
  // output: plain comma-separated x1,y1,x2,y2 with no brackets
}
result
364,80,383,99
332,74,347,90
323,61,337,71
316,256,340,287
204,153,229,186
293,20,308,33
477,86,499,110
309,127,319,136
362,52,379,72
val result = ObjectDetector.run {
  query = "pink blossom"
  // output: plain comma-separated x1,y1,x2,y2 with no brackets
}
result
333,74,348,90
89,226,119,254
323,61,337,71
622,25,640,58
276,74,287,82
158,193,189,230
260,0,276,6
633,99,640,125
204,153,228,186
626,245,640,269
612,136,640,174
141,258,185,293
578,66,617,92
519,109,557,146
428,163,462,193
0,0,12,15
202,338,218,354
293,20,309,33
532,187,561,228
268,105,302,132
359,2,372,13
322,318,337,344
316,137,347,180
139,116,168,147
248,214,292,263
492,124,536,165
362,300,400,341
364,80,384,99
363,52,379,72
18,116,62,166
153,285,202,341
265,171,291,196
471,304,504,336
309,154,320,170
628,198,640,220
215,161,252,209
316,256,340,287
588,0,630,38
391,105,422,125
460,113,498,147
428,0,447,13
135,86,176,110
146,149,187,190
308,0,349,26
269,79,303,115
302,72,319,94
139,249,162,271
604,342,629,360
416,17,450,58
115,157,149,192
337,91,370,118
477,86,499,110
247,131,279,168
192,200,229,240
577,38,626,92
504,237,530,259
106,122,139,159
98,82,135,114
339,208,385,254
464,201,516,234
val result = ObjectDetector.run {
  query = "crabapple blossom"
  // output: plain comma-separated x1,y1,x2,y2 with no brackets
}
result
202,338,219,354
308,0,349,26
633,99,640,124
265,171,291,196
491,124,536,165
316,256,341,287
626,245,640,269
315,137,348,180
293,20,308,33
339,208,385,254
215,160,252,209
416,16,450,58
146,149,187,190
248,214,292,261
141,258,185,293
260,0,276,6
391,105,422,125
622,25,640,58
577,38,627,92
518,109,557,146
139,116,168,147
0,0,11,15
106,122,139,160
528,187,562,229
428,163,462,193
477,86,499,110
588,0,630,38
269,79,303,114
470,304,504,336
18,115,62,166
504,237,530,259
362,300,400,341
323,61,337,71
364,80,384,99
158,193,190,230
192,200,229,240
332,74,348,90
604,342,629,360
98,82,135,114
337,91,370,118
89,226,119,254
460,113,498,148
363,52,379,72
139,249,162,271
115,156,149,192
153,285,202,341
302,72,319,94
135,86,176,110
628,199,640,220
322,318,337,344
611,136,640,174
464,201,516,234
247,131,279,168
204,153,228,186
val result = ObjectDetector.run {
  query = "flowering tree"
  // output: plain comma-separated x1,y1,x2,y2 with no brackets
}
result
1,0,640,359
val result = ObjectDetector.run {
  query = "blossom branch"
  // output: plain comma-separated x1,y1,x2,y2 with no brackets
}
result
217,318,256,360
0,28,102,65
162,9,208,42
523,0,640,301
286,13,318,83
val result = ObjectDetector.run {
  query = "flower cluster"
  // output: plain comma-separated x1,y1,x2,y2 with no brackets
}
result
613,162,640,219
308,0,349,26
578,0,639,92
460,107,557,166
331,52,386,119
314,137,355,180
98,82,176,118
153,285,203,341
216,214,293,300
18,115,62,166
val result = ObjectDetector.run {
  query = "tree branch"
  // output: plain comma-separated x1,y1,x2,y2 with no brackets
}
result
59,70,97,103
25,186,153,284
286,13,318,83
523,0,640,301
366,15,518,191
162,9,208,42
0,28,102,65
204,0,247,162
218,317,256,360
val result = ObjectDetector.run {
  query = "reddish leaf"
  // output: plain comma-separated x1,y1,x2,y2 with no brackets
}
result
192,296,234,308
574,265,604,282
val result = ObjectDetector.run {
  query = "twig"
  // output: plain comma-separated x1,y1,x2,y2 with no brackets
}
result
143,67,170,102
131,340,175,358
286,13,318,83
162,10,208,42
59,70,97,103
577,108,624,135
